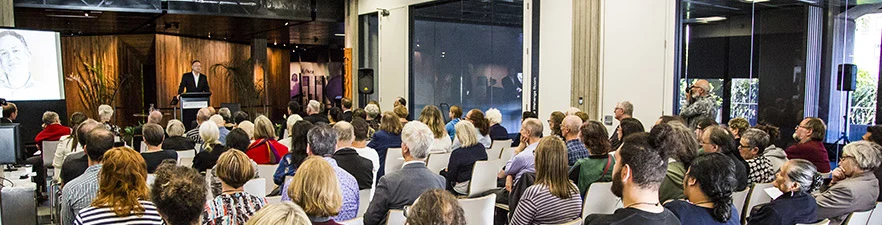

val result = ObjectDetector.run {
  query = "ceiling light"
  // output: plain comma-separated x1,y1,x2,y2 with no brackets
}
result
335,33,345,37
285,22,289,26
691,16,727,23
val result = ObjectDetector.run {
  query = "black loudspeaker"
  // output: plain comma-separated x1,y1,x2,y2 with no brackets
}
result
837,64,857,91
358,68,374,94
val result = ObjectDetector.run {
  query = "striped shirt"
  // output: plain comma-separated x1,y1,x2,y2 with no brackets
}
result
510,184,583,225
186,128,203,143
73,200,163,225
62,164,102,225
202,192,267,225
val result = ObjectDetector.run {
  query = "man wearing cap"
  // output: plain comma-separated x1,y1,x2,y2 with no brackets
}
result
679,79,718,128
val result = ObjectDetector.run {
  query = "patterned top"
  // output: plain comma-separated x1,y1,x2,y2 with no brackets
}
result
62,164,102,225
746,156,775,184
565,139,590,166
281,157,360,221
510,184,583,225
202,192,267,225
679,95,718,128
186,127,203,143
74,200,163,225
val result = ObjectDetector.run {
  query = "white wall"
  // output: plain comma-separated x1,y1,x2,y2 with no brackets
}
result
599,0,677,131
536,0,573,135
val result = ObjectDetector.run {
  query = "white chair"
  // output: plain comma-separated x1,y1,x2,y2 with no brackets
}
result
844,209,874,225
341,217,364,225
386,209,406,225
179,157,195,167
458,194,495,225
177,149,196,159
384,148,404,175
357,189,373,217
797,218,830,225
867,202,882,225
732,188,750,217
256,164,279,195
582,182,619,218
243,178,266,197
266,196,282,204
500,147,516,161
467,160,503,197
488,139,512,159
42,141,60,167
741,183,773,221
426,152,451,174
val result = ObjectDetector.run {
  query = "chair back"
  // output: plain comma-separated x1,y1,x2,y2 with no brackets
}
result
386,209,406,225
341,217,364,225
256,164,279,195
42,141,60,167
500,147,516,161
866,202,882,225
140,141,148,153
742,183,773,221
384,148,404,175
179,157,195,167
489,140,512,159
732,188,750,217
844,208,875,225
467,160,504,197
243,178,266,197
581,182,619,218
177,149,196,158
357,189,373,217
426,152,452,174
458,194,496,225
146,174,156,187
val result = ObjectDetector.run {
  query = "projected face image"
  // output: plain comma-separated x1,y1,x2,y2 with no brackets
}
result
0,32,32,89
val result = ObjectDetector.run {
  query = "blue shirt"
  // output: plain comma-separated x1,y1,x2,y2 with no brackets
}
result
367,130,402,178
565,139,590,166
218,127,230,144
505,142,538,182
445,118,460,141
281,157,360,221
664,200,740,225
273,153,297,185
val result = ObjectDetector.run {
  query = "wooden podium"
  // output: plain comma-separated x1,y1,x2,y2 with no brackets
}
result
178,92,211,130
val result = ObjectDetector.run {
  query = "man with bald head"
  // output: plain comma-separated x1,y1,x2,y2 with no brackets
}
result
146,110,162,124
185,107,212,143
562,115,588,166
57,119,101,184
61,128,115,225
498,118,543,191
679,79,718,128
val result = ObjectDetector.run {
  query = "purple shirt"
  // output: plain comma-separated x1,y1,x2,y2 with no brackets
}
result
505,142,538,182
281,157,359,221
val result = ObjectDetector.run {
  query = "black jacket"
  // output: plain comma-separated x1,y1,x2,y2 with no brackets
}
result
303,114,330,125
748,191,818,225
333,148,374,190
162,136,195,151
343,111,353,122
177,72,210,94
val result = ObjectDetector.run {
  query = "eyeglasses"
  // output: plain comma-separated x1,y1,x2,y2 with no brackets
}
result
738,144,751,149
795,125,811,130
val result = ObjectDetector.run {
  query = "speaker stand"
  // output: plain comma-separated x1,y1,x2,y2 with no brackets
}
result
834,91,852,168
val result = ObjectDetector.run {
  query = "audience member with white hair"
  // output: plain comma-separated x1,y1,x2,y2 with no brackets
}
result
217,107,234,128
162,119,196,151
364,103,381,131
32,110,70,194
486,108,510,141
238,120,255,139
499,118,543,192
815,141,882,224
303,100,330,125
610,101,634,148
442,120,488,195
97,104,120,135
210,114,230,144
279,114,302,150
680,79,718,128
192,122,225,172
363,121,446,225
561,115,587,166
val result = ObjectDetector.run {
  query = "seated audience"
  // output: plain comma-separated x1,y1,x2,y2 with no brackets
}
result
367,112,403,178
501,118,543,191
192,122,227,172
203,150,267,225
739,128,775,184
445,105,462,141
61,128,115,225
664,153,740,225
186,108,212,143
452,109,492,149
571,120,616,196
419,105,452,153
97,104,121,135
303,100,330,125
328,107,344,126
279,115,302,150
341,98,353,122
281,125,359,221
727,117,749,143
441,121,488,195
785,117,831,173
140,124,178,173
700,126,749,191
35,111,71,149
0,102,16,123
53,119,93,182
584,133,680,225
238,121,255,139
609,101,634,149
613,117,644,150
754,124,787,172
244,202,311,225
653,121,700,203
351,118,380,176
73,147,162,225
274,121,313,186
234,111,250,125
561,115,588,166
511,111,538,147
815,141,881,224
486,108,510,140
364,122,446,225
352,108,367,121
151,163,207,225
59,120,103,185
394,105,409,126
405,189,466,225
510,136,582,225
747,159,822,225
549,111,565,138
245,116,288,164
865,125,882,201
287,157,345,225
574,111,590,124
332,122,374,189
364,103,381,131
218,107,235,129
210,115,230,144
206,130,256,196
163,120,196,151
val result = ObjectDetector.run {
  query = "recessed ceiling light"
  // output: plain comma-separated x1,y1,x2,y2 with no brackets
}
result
334,33,345,37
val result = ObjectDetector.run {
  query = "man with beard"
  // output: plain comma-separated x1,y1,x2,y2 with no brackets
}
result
584,133,681,225
679,79,717,129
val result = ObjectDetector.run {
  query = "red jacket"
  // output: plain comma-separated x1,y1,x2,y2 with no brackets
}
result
35,124,71,150
245,138,288,164
785,140,831,173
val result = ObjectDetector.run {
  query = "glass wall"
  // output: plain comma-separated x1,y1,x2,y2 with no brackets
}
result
410,0,524,134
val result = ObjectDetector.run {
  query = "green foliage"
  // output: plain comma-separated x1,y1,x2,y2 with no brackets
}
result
849,69,878,125
210,59,265,116
64,49,134,118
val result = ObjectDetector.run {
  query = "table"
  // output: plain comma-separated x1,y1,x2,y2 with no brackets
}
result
0,166,38,225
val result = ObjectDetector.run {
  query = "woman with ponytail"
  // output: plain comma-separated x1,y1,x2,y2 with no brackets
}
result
663,152,740,224
747,159,822,225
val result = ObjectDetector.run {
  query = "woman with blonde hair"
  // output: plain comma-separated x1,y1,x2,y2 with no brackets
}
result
163,119,195,151
203,150,266,225
394,105,409,125
442,121,488,195
245,202,311,225
452,109,492,149
245,115,289,164
287,157,344,225
192,122,227,172
73,147,162,224
509,136,582,225
367,112,403,177
419,105,451,153
406,189,466,225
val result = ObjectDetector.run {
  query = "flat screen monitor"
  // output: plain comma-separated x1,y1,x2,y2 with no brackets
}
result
0,28,65,101
0,124,21,164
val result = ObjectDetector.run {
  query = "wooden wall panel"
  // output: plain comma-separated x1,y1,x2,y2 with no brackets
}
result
266,47,292,120
155,34,250,109
62,36,120,119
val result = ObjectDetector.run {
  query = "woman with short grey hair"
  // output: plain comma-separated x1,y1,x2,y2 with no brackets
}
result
163,119,195,151
815,141,882,224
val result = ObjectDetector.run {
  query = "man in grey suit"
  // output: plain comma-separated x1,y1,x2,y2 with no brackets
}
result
364,121,446,225
815,141,881,224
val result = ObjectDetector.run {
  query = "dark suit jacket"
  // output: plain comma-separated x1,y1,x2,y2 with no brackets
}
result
0,118,12,124
343,111,353,122
333,148,374,190
748,191,818,225
303,114,330,125
177,72,210,94
363,162,445,225
60,151,89,185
